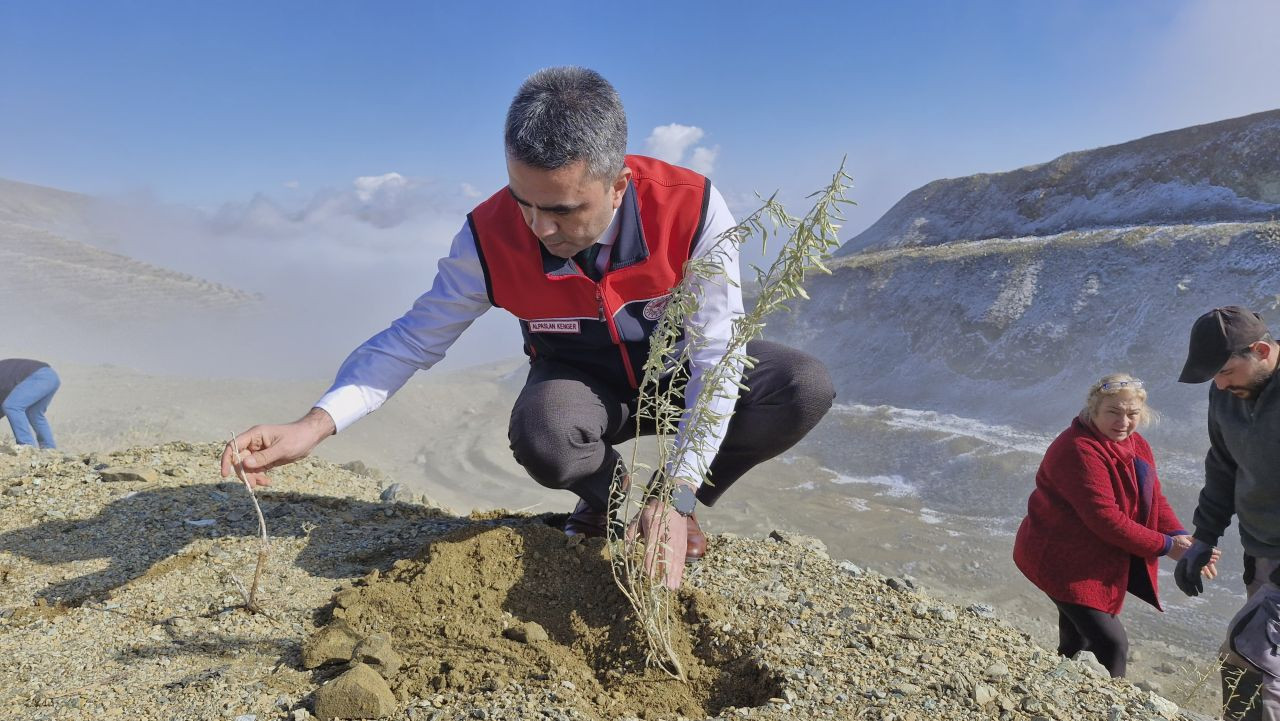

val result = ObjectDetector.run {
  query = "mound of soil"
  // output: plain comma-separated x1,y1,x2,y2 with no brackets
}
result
316,521,778,719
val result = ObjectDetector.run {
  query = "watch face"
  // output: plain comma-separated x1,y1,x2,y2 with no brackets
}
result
671,484,697,516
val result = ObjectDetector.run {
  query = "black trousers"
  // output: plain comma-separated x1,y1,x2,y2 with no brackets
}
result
1053,599,1129,678
507,340,834,511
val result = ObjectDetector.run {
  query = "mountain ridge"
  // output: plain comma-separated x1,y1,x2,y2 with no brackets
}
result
839,109,1280,254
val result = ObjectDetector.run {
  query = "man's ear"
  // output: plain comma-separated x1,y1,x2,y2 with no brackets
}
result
610,166,632,208
1255,340,1277,362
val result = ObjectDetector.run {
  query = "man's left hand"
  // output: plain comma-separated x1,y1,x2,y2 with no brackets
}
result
627,496,689,591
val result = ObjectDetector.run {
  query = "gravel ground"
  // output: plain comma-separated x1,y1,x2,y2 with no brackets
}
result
0,442,1218,721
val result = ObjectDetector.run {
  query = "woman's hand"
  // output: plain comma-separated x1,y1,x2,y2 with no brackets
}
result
1167,534,1194,561
1202,546,1223,579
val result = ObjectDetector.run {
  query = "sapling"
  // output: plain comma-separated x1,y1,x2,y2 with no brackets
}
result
608,163,854,678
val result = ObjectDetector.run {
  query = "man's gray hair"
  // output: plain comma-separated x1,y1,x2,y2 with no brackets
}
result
504,66,627,180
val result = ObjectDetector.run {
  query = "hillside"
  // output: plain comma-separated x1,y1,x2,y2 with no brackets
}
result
771,110,1280,447
0,179,259,365
0,442,1216,720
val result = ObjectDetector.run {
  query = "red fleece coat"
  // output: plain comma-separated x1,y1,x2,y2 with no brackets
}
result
1013,419,1185,614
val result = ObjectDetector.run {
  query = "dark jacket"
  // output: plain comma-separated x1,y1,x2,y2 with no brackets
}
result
1193,374,1280,558
1014,419,1185,614
0,359,50,403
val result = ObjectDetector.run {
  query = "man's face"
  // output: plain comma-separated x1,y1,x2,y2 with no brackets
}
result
506,158,630,259
1213,344,1275,399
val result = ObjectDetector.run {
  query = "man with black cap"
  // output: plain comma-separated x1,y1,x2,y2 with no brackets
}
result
1176,305,1280,720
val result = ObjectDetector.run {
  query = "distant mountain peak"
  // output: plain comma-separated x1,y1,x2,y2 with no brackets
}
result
839,109,1280,255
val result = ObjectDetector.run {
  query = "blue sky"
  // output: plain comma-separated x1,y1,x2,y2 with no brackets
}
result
3,1,1279,372
5,1,1277,230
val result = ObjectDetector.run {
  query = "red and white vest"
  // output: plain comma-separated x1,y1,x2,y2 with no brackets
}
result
468,155,711,391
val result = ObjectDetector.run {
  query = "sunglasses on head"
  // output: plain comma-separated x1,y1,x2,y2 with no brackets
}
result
1099,380,1143,392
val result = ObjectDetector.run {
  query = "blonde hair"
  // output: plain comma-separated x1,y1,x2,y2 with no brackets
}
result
1078,372,1158,427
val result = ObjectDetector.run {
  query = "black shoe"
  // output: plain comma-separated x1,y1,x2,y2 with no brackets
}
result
563,499,607,538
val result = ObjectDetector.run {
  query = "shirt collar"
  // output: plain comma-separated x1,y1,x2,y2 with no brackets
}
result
595,207,621,248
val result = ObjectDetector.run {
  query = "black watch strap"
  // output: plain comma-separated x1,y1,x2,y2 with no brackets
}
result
670,483,697,517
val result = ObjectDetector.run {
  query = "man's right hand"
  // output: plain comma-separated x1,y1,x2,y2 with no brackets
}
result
1174,539,1218,596
220,408,336,487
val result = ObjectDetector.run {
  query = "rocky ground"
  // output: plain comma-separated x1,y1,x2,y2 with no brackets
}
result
0,441,1228,721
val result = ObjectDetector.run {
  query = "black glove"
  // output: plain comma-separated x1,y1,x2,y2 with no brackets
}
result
1174,539,1215,596
1243,553,1256,586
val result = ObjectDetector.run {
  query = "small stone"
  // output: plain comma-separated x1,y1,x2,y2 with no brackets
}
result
1143,691,1179,720
234,716,257,721
291,710,314,721
380,483,413,503
1135,679,1161,694
767,529,828,555
353,633,404,676
314,663,397,720
341,460,371,476
1046,659,1077,679
97,466,160,483
985,662,1010,679
968,603,997,619
886,577,913,592
837,561,864,576
502,621,549,644
302,621,361,669
892,683,921,696
1077,653,1109,678
972,683,997,706
333,588,361,609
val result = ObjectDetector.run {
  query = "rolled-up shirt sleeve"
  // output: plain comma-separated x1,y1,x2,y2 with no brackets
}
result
668,185,745,486
315,222,492,432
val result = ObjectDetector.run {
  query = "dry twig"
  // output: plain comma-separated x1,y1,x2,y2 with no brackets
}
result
227,434,272,614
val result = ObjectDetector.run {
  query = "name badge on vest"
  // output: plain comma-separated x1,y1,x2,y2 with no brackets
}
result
529,320,582,334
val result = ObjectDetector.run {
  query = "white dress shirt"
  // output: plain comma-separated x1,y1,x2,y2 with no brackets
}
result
316,183,743,488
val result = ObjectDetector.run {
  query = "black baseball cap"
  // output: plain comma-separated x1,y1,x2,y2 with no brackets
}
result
1178,306,1271,383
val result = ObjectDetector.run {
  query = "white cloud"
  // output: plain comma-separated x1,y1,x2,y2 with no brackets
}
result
645,124,721,175
645,124,705,164
209,172,473,233
282,180,300,189
461,182,482,199
688,146,720,176
353,172,408,202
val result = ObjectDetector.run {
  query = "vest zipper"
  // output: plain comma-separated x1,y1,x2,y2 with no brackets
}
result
595,281,639,388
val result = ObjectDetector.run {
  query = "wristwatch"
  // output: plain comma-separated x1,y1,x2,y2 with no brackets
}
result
670,483,698,517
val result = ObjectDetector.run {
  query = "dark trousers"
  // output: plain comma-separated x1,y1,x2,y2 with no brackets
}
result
1053,599,1129,678
507,340,834,511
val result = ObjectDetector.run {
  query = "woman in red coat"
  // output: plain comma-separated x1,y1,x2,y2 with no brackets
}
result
1013,373,1220,677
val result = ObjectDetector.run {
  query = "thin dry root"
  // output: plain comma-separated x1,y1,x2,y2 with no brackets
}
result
228,434,272,614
